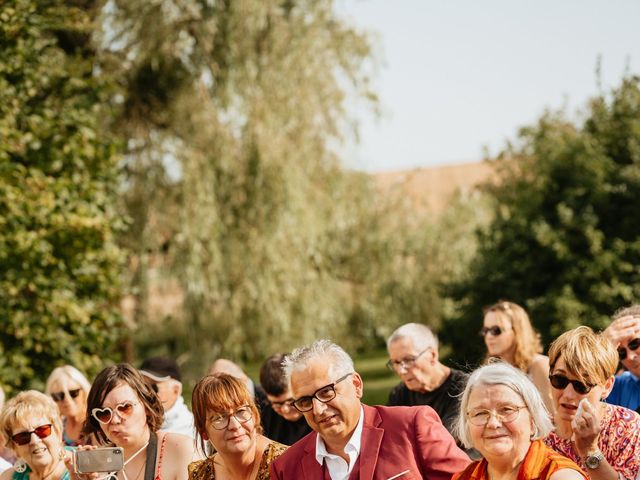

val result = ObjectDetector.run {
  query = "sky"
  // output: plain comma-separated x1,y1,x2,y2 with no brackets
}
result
336,0,640,172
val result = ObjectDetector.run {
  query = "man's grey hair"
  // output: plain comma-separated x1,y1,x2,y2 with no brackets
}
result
282,339,354,384
612,304,640,321
387,323,438,351
454,361,553,449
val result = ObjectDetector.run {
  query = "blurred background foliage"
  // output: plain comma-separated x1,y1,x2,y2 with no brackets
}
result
1,0,639,395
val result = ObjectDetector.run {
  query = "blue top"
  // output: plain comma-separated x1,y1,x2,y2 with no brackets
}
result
606,371,640,412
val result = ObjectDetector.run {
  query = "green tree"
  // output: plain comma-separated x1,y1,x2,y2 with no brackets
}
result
0,0,125,393
443,76,640,366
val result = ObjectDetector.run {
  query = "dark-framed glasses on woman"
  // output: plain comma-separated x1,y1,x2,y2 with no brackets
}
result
12,424,53,446
618,338,640,361
479,326,503,337
51,389,82,402
209,406,253,430
549,374,593,395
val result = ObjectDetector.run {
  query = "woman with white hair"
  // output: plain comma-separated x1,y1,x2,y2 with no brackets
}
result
453,362,585,480
45,366,92,446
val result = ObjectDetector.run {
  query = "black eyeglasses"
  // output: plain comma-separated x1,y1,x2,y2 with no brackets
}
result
51,389,81,402
12,424,53,446
479,326,503,337
386,349,429,371
209,406,253,430
293,373,354,412
549,374,594,395
270,398,296,409
618,338,640,361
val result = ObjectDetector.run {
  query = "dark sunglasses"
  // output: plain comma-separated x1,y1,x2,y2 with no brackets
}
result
479,326,503,337
51,388,81,403
618,338,640,361
12,424,53,446
549,374,594,395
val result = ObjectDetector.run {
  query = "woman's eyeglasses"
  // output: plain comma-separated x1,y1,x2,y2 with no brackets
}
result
618,338,640,361
549,374,594,395
92,401,138,424
467,405,526,426
479,326,503,337
12,424,53,446
51,389,81,403
209,406,253,430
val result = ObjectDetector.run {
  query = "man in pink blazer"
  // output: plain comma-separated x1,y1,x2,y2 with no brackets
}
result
271,339,470,480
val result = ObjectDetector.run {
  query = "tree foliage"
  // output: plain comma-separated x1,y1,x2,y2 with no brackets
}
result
443,77,640,366
0,0,124,393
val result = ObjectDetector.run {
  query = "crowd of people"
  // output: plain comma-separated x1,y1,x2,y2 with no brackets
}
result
0,301,639,480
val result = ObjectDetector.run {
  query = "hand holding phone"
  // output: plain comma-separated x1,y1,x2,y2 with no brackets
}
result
74,447,124,473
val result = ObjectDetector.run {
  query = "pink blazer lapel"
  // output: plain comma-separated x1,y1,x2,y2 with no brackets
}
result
359,405,384,480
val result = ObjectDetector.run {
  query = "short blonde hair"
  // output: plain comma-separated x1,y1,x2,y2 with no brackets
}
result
455,361,552,449
484,301,542,372
548,326,618,386
0,391,63,452
45,365,92,396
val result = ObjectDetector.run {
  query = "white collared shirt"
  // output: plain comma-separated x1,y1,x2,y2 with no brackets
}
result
315,405,365,480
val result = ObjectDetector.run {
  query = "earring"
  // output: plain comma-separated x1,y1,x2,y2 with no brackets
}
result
58,449,66,460
14,459,28,473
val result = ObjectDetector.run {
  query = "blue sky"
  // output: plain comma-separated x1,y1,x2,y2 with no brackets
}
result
336,0,640,172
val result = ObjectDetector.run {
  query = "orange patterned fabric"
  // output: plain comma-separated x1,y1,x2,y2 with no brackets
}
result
453,439,585,480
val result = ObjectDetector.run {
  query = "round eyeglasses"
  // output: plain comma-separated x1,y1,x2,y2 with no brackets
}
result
209,406,253,430
467,405,527,426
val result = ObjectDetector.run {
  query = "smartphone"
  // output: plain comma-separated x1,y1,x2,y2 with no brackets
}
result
74,447,125,473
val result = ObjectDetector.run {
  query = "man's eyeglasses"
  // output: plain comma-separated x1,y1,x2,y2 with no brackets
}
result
51,389,81,402
292,373,354,412
209,406,253,430
618,338,640,361
12,424,53,446
467,405,526,426
479,326,503,337
270,398,295,409
386,349,429,372
92,401,139,424
549,374,594,395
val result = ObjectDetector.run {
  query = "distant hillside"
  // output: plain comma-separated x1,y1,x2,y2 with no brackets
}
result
374,161,494,214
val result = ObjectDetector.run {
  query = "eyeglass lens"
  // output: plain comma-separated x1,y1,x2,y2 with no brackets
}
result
480,326,502,337
92,402,136,424
51,389,81,402
293,373,353,412
549,374,592,394
211,407,253,430
618,338,640,361
467,406,523,426
12,424,53,446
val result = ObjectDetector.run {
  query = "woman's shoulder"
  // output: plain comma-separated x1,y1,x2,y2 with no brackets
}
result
187,456,215,480
264,441,288,460
159,432,196,453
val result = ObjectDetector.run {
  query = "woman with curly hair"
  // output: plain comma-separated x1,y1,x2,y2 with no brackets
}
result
481,301,553,413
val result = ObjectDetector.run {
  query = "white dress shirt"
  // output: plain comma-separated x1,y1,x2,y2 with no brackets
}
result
314,406,365,480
